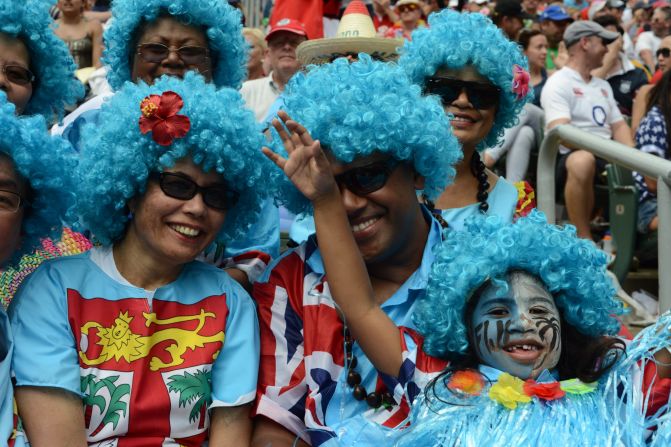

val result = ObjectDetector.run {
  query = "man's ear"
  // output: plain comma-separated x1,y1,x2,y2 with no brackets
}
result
414,172,426,191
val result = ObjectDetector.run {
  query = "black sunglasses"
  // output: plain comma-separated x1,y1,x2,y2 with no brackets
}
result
137,43,210,65
1,65,35,86
657,48,671,58
153,172,239,211
424,76,501,110
334,158,401,196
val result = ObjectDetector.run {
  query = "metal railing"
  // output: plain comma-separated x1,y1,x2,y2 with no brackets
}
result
537,124,671,312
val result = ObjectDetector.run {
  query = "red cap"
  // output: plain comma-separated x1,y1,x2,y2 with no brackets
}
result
266,18,309,41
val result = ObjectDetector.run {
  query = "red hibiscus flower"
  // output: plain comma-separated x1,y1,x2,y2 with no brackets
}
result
139,91,191,146
523,380,566,401
512,64,530,101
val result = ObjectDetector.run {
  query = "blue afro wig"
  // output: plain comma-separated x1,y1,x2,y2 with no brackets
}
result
415,210,623,360
0,95,76,261
271,54,462,215
0,0,83,118
103,0,247,91
399,9,532,150
73,72,273,246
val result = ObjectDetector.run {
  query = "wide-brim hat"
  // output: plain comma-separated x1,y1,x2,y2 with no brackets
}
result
297,0,401,65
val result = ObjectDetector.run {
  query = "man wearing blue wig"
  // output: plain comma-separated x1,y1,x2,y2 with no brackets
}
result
51,0,280,288
251,55,462,447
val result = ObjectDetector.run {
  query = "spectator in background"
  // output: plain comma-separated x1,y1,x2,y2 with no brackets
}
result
492,0,526,40
590,0,637,60
53,0,103,69
626,2,652,39
372,0,399,34
632,34,671,130
539,5,573,71
383,0,426,40
634,68,671,235
484,28,547,182
541,21,634,240
0,0,83,118
241,19,307,122
522,0,541,22
635,5,671,72
592,14,649,116
243,28,267,81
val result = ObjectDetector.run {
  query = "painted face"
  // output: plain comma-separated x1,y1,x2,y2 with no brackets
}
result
433,66,497,153
328,152,427,265
0,33,33,115
0,153,28,266
125,157,228,267
470,271,562,379
131,16,213,85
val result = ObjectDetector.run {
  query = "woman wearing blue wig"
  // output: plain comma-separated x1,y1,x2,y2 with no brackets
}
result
265,124,671,444
0,0,83,118
8,74,271,446
399,9,535,230
0,96,76,445
53,0,279,288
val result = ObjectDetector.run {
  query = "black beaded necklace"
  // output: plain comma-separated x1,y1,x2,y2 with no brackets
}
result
344,327,396,410
470,151,490,213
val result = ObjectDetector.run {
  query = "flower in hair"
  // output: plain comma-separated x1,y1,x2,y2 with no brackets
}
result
511,65,530,101
139,91,191,146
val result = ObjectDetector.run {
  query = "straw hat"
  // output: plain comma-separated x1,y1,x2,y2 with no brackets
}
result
296,0,401,65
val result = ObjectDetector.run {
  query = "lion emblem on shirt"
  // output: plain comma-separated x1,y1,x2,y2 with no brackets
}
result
79,309,224,371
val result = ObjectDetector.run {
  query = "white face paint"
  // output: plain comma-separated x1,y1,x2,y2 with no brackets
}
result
469,271,562,379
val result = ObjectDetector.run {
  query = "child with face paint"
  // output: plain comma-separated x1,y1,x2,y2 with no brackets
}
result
266,122,671,444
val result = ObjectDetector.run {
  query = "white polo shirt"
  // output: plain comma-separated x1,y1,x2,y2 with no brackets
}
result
240,72,281,122
541,66,623,154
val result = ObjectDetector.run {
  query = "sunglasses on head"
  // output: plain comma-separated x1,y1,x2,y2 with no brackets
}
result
334,158,401,196
657,48,671,58
1,65,35,86
137,43,210,65
424,76,501,110
398,3,419,12
152,172,239,211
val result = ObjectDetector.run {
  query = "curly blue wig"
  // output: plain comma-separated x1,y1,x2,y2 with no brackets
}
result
416,210,623,360
271,54,462,215
0,0,83,118
73,72,272,246
0,95,76,261
103,0,247,91
399,9,532,150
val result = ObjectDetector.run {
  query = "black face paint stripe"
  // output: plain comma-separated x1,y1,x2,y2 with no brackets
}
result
474,322,485,357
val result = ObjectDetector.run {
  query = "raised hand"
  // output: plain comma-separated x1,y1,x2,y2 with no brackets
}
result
262,111,339,204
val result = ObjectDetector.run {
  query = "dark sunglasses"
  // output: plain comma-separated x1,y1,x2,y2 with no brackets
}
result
657,48,671,58
334,158,401,196
424,76,501,110
137,43,210,65
1,65,35,86
153,172,239,211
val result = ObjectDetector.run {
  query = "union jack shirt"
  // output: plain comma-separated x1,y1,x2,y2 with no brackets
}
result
253,211,446,446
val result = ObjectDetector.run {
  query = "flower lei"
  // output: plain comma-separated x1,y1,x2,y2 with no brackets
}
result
139,91,191,146
448,371,597,410
511,64,530,101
